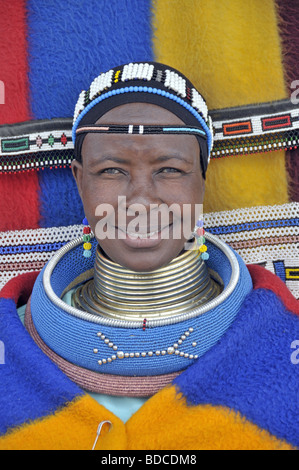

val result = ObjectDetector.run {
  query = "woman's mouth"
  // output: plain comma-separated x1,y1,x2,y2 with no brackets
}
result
126,229,160,239
117,224,173,248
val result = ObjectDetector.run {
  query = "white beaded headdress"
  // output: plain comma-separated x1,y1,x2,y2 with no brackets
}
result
72,62,214,178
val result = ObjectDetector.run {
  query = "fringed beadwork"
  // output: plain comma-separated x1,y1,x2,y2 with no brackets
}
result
82,217,92,258
1,99,299,175
194,219,209,260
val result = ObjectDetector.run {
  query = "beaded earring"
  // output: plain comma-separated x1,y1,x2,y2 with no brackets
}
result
82,217,92,258
193,219,209,260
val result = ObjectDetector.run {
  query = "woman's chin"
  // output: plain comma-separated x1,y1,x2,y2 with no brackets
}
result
97,238,186,273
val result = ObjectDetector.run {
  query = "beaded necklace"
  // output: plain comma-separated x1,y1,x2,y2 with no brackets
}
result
27,232,253,397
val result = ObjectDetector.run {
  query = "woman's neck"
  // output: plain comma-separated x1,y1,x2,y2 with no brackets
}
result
72,245,222,321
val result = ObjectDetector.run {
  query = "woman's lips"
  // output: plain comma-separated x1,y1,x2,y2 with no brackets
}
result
116,224,173,248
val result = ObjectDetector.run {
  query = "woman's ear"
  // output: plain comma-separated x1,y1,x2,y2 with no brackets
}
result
71,159,83,199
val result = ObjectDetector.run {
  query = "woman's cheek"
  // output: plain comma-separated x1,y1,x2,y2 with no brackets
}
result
82,192,116,239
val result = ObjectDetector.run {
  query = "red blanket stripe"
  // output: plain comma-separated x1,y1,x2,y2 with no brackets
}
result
0,0,31,125
0,271,39,306
247,264,299,315
0,0,41,231
0,171,40,231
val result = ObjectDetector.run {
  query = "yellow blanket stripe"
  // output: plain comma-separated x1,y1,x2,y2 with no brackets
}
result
152,0,289,212
0,388,294,450
0,395,125,451
126,386,294,450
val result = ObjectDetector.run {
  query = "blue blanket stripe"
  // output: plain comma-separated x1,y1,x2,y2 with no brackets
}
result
26,0,154,120
26,0,154,228
0,298,83,436
175,288,299,448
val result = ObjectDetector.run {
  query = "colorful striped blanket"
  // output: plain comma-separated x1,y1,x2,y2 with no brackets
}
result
0,264,298,450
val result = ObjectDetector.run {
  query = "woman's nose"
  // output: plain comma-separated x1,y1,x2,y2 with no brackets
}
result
123,176,163,231
125,175,161,208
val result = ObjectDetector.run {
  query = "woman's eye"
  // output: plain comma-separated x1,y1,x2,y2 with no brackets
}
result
159,167,182,174
101,168,122,175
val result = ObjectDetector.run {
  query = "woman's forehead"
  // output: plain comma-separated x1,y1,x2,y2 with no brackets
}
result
81,103,200,163
94,102,186,126
82,131,200,165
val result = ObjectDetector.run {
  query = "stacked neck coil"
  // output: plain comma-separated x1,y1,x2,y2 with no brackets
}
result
72,245,222,321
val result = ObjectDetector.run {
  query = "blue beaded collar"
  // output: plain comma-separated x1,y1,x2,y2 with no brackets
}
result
30,233,252,378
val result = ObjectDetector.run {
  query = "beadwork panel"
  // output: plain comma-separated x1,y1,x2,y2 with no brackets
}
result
205,202,299,299
0,203,298,299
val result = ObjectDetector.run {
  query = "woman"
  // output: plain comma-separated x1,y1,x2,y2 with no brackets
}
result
0,62,298,450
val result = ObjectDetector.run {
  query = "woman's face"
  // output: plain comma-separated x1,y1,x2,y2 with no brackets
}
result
72,103,205,272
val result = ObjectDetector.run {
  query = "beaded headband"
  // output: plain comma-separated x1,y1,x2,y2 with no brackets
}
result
72,62,214,178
